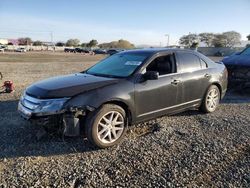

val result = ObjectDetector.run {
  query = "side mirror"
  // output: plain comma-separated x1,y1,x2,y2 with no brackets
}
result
235,52,241,55
143,71,159,80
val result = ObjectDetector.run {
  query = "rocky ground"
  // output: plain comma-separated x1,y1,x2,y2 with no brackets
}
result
0,53,249,187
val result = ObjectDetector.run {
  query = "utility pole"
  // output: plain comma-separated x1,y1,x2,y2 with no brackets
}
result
50,31,55,52
165,34,170,47
50,31,53,44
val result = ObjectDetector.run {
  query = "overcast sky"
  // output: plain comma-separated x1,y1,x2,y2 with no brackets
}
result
0,0,249,46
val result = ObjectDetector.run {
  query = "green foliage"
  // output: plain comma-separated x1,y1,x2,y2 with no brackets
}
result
33,41,43,46
191,42,199,48
222,31,241,47
99,39,135,49
81,43,87,47
66,39,80,47
180,31,242,48
179,34,199,48
87,40,98,48
199,33,215,47
212,34,228,47
211,31,241,47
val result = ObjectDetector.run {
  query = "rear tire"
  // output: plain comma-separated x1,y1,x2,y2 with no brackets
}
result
200,85,220,113
85,104,127,148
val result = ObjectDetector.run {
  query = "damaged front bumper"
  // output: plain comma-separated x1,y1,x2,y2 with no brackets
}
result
18,93,94,136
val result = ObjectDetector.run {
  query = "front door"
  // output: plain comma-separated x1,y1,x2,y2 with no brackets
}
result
135,53,182,121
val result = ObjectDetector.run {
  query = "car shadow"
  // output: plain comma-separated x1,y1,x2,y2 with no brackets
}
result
0,99,99,159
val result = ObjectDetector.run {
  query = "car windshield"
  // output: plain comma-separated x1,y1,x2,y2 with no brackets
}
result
86,53,148,77
241,47,250,55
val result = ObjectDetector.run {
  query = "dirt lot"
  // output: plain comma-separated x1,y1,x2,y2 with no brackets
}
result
0,52,249,187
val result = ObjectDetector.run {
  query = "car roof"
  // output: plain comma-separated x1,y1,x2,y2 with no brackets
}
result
119,48,196,56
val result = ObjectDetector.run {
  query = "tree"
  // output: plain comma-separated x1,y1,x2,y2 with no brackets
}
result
117,39,135,49
66,39,80,47
211,31,241,47
199,33,215,47
212,34,227,47
87,40,98,48
55,42,65,47
222,31,241,47
33,40,43,46
81,43,87,48
18,37,32,45
247,35,250,41
191,42,199,49
99,39,135,49
179,33,199,48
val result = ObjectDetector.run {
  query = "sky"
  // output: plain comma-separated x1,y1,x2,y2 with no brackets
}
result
0,0,249,46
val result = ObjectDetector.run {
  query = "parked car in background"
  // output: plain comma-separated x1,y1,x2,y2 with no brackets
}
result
93,49,107,54
64,48,75,53
15,47,27,53
222,46,250,84
65,48,91,54
107,49,123,55
81,49,91,54
18,48,227,148
74,48,91,53
0,46,6,52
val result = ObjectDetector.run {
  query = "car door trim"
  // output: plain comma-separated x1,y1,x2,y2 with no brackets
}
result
138,99,201,117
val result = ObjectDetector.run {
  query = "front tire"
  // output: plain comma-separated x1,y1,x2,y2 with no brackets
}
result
85,104,127,148
200,85,220,113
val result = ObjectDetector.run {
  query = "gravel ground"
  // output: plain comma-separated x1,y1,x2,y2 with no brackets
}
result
0,54,249,187
0,100,249,187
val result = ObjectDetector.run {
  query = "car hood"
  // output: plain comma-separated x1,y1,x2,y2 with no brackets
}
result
26,73,119,99
222,54,250,67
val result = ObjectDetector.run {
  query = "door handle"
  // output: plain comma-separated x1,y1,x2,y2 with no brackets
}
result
171,79,180,85
205,74,211,78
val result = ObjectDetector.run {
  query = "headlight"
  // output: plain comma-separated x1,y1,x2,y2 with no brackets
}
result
33,98,69,114
20,91,70,116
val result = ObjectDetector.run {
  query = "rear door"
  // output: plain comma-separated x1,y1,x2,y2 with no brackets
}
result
175,51,210,103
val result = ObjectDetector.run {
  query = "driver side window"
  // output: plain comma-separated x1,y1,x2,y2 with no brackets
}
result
145,54,176,76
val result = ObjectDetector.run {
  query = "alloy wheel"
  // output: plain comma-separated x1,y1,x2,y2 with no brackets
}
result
206,88,219,111
97,111,125,144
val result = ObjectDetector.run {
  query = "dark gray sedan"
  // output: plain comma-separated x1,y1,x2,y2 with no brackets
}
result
18,48,228,148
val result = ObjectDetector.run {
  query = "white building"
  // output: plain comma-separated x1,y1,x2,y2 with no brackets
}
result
0,38,8,45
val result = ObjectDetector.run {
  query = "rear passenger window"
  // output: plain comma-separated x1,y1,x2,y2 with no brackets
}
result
177,52,202,72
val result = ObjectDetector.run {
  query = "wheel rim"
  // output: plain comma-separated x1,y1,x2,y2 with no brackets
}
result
97,111,125,144
206,88,219,111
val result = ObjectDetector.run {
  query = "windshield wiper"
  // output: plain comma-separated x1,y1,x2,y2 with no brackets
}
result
86,72,120,78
